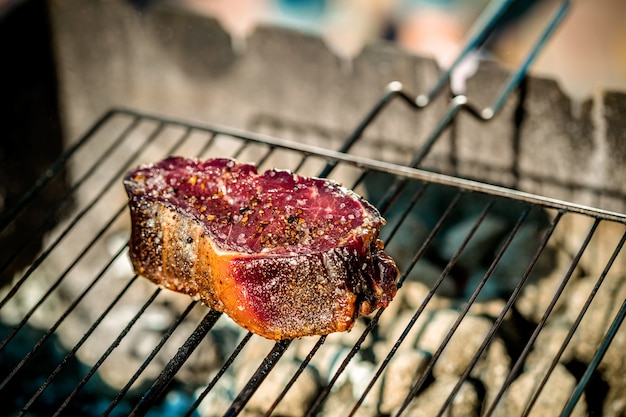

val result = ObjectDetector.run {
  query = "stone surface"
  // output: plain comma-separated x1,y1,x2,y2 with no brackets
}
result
565,272,626,417
240,360,321,417
402,375,480,417
491,364,587,417
515,244,582,324
378,349,431,414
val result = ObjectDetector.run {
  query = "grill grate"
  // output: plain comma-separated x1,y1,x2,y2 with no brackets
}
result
2,1,626,416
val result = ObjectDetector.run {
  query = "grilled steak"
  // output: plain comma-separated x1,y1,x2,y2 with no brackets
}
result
124,157,398,340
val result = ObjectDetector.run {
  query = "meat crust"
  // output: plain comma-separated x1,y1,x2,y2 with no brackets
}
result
124,157,398,340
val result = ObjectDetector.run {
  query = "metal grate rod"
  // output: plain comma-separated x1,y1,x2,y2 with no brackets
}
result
129,309,223,417
263,335,327,417
318,81,417,178
1,121,195,370
15,274,141,414
0,204,126,353
49,288,165,417
81,108,626,223
351,197,521,416
432,206,532,417
483,0,571,119
390,198,499,413
102,300,199,417
0,232,127,389
0,109,122,232
183,332,255,417
482,218,600,417
223,339,293,417
560,298,626,417
0,115,141,277
409,95,468,169
417,0,517,105
522,229,626,417
0,121,167,310
306,191,465,417
394,210,563,416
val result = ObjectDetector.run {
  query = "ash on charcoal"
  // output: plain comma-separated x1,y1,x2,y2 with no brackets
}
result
491,363,587,417
0,322,106,416
0,318,215,417
515,244,581,324
378,307,511,414
401,375,482,417
524,319,576,368
555,215,626,278
239,360,322,417
316,345,380,417
460,214,555,302
563,272,626,417
196,372,237,417
523,319,610,415
364,172,552,302
385,308,510,379
321,372,378,417
430,311,500,377
378,349,431,415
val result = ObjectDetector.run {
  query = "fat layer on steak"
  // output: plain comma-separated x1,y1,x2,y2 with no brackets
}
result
124,157,398,340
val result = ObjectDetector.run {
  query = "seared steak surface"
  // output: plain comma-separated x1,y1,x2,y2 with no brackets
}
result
124,157,398,340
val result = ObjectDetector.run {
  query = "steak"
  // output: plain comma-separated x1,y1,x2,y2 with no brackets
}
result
124,157,398,340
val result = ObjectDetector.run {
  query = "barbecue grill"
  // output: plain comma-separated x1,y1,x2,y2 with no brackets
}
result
1,0,626,416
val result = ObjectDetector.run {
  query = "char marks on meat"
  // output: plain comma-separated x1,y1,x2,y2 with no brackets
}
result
124,157,399,340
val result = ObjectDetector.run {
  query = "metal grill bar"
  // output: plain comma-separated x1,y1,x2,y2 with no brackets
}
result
262,335,327,417
103,299,198,417
0,120,194,367
2,1,626,416
560,299,626,417
14,273,139,413
0,205,126,354
0,109,121,232
351,197,523,416
306,191,466,417
411,206,533,417
432,207,532,417
417,0,517,105
528,228,626,416
394,211,563,416
184,332,254,417
0,116,141,278
1,109,624,416
482,218,600,417
0,240,127,390
395,203,533,416
49,287,165,417
224,340,292,417
0,118,163,310
318,0,572,177
130,309,223,417
474,0,571,119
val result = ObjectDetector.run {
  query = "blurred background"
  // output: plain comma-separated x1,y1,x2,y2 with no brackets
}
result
164,0,626,101
1,1,626,415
